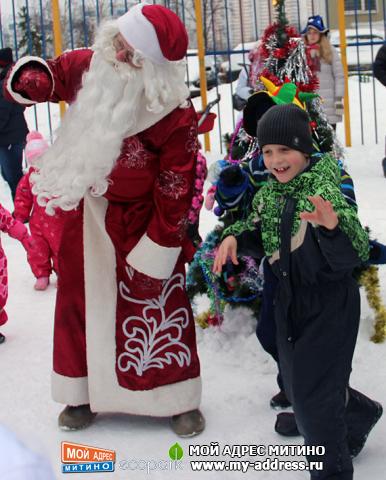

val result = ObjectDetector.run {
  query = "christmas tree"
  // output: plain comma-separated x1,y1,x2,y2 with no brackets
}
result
188,0,386,342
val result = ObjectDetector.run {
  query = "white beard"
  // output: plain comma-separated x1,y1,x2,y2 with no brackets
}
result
32,21,189,215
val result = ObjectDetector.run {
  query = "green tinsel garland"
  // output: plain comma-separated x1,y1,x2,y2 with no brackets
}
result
358,266,386,343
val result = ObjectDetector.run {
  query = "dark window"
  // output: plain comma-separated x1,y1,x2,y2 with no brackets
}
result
345,0,377,12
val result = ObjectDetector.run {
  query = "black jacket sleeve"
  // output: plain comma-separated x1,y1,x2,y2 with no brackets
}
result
373,44,386,87
315,226,363,272
0,94,13,130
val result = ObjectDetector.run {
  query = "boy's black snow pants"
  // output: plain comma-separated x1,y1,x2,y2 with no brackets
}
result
276,278,360,480
255,259,284,391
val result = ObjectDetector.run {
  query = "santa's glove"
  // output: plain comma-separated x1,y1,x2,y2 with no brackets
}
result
13,66,52,102
124,265,165,300
335,98,344,116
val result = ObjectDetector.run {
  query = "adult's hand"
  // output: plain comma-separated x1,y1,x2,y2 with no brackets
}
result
13,67,52,102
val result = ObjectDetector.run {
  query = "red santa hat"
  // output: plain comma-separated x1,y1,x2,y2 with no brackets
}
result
25,131,49,163
117,2,188,64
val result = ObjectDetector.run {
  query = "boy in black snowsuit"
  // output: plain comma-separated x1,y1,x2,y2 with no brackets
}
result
213,104,383,480
373,44,386,177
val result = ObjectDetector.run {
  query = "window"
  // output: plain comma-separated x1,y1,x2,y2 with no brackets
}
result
345,0,377,13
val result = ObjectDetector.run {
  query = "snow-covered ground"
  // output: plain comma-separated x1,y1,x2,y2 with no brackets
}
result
0,79,385,479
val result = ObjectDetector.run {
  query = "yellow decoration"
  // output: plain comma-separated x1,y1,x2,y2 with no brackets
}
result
358,266,386,343
195,310,210,329
259,76,306,110
260,76,278,94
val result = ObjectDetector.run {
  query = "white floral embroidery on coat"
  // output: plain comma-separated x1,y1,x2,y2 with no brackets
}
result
119,136,151,169
117,270,191,376
156,170,189,200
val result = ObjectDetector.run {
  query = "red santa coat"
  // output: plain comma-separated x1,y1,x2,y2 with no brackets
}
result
6,50,201,415
14,168,78,278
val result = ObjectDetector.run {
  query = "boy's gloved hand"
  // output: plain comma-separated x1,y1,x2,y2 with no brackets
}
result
367,239,386,265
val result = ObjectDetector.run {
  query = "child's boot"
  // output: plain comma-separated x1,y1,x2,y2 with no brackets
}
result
382,157,386,177
34,276,49,290
345,387,383,458
274,412,300,437
270,390,291,409
170,409,205,437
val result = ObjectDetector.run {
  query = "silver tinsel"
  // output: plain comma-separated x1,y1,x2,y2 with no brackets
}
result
310,98,345,162
277,38,311,84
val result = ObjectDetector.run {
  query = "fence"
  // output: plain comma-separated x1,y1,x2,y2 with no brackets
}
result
0,0,385,150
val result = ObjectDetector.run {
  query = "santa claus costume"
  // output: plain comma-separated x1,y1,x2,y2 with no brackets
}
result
5,3,204,435
14,131,78,291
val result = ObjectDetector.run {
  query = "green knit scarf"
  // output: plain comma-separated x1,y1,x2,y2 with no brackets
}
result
224,153,369,262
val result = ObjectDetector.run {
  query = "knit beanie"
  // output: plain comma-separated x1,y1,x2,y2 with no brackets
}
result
25,131,49,164
257,104,314,154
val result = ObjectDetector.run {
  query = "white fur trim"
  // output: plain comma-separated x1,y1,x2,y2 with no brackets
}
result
6,56,54,105
126,233,181,279
83,194,201,416
117,3,167,65
51,371,89,406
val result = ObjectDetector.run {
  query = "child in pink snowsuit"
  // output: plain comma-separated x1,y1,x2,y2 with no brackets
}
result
0,205,31,343
13,131,74,291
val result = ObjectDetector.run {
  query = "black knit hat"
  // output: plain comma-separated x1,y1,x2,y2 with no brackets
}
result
0,48,13,67
257,104,314,154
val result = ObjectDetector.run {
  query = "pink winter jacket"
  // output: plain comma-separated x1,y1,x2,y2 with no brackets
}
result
14,167,69,237
0,203,30,325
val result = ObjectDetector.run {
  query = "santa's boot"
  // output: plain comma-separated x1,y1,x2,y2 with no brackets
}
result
34,276,49,291
345,387,383,458
0,332,5,344
382,157,386,177
58,404,97,431
170,409,205,437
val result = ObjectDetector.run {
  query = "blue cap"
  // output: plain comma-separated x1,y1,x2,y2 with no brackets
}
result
301,15,329,35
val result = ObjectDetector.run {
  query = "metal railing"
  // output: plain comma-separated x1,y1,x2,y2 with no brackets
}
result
0,0,385,148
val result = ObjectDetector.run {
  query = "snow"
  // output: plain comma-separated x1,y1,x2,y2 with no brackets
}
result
0,79,385,480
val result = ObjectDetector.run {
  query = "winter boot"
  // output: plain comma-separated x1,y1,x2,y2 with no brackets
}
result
58,404,97,431
270,390,291,409
382,157,386,177
274,412,301,437
0,332,5,344
170,409,205,437
34,276,49,291
345,387,383,458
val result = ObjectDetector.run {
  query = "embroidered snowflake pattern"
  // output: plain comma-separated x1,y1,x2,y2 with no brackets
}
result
156,170,189,200
176,214,190,241
185,123,199,153
117,270,192,377
119,136,151,169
